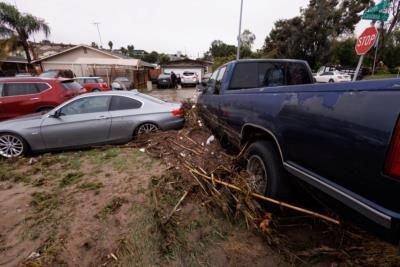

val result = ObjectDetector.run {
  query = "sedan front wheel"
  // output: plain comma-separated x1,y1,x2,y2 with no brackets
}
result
0,133,28,158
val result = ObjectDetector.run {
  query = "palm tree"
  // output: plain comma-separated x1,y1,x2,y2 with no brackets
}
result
0,2,50,63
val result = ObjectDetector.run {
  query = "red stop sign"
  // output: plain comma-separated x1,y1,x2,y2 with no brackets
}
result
355,27,379,55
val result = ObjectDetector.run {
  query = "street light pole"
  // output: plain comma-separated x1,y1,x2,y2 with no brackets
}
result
92,22,103,48
236,0,244,60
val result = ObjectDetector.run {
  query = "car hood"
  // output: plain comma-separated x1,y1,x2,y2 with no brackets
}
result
0,113,44,127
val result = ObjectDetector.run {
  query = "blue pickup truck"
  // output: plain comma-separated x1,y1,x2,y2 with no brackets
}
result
197,59,400,233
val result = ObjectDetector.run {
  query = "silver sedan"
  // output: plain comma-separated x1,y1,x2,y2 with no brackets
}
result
0,91,184,158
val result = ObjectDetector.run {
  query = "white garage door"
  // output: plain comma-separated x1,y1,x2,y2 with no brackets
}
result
163,68,203,80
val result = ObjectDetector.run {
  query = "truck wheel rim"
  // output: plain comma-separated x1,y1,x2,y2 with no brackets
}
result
137,123,158,135
247,155,267,194
0,135,24,158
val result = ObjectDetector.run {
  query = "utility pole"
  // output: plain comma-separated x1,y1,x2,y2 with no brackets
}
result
92,22,103,48
236,0,244,60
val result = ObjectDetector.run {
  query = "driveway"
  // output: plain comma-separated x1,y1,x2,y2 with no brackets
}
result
147,87,198,102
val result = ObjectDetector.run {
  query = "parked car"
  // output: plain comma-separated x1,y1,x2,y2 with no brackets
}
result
75,77,110,92
0,78,85,121
181,71,199,87
112,77,132,90
314,70,351,83
15,73,34,78
39,69,75,79
197,59,400,235
0,91,184,158
157,74,172,89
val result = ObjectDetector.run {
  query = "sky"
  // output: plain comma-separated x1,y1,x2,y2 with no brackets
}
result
5,0,374,58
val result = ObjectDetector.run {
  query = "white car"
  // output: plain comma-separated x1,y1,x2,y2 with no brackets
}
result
314,71,351,83
181,71,199,87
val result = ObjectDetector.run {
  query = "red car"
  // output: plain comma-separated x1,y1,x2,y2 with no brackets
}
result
0,78,84,121
75,77,110,92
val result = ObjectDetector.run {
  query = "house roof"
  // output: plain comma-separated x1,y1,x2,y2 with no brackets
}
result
161,59,212,68
32,44,122,63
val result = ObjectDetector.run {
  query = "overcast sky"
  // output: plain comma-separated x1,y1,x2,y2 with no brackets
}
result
5,0,372,58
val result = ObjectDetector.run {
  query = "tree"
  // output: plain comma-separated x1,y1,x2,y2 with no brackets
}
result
240,29,256,49
143,51,158,63
0,2,50,63
209,40,236,58
127,45,134,57
108,40,113,51
120,46,127,55
263,0,372,68
91,42,99,48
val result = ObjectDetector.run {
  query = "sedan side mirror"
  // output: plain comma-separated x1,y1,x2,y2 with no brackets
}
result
49,110,62,119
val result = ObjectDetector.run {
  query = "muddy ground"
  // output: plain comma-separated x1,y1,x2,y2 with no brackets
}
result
0,89,399,266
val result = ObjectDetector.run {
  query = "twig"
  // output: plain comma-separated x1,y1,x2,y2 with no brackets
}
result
170,140,201,155
164,191,189,223
234,142,249,161
189,168,340,225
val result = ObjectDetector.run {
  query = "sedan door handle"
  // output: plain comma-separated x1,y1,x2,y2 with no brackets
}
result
30,97,40,101
98,115,110,120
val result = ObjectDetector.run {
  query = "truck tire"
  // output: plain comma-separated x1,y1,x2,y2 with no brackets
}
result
245,140,287,210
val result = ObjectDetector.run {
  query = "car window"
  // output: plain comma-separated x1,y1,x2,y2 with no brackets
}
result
229,62,259,89
39,70,58,78
214,67,226,94
205,69,219,94
85,78,97,84
75,79,84,84
287,63,312,85
110,96,142,111
60,80,83,91
97,78,105,83
4,83,38,96
259,62,285,87
36,83,51,92
60,96,111,115
0,83,3,96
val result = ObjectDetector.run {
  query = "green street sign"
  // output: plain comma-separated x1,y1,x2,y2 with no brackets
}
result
362,13,389,21
362,0,389,21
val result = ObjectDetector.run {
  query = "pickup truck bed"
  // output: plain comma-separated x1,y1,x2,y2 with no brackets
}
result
198,59,400,232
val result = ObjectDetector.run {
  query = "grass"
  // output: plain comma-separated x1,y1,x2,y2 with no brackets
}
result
59,172,84,187
78,181,103,192
95,197,127,220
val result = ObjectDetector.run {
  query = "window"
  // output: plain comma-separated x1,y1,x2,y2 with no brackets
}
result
287,63,312,85
214,67,226,94
229,62,259,89
4,83,38,96
110,96,142,111
85,78,97,84
0,83,3,96
76,79,84,84
36,83,51,92
60,96,111,115
259,62,285,87
97,78,105,83
60,81,83,91
205,70,219,94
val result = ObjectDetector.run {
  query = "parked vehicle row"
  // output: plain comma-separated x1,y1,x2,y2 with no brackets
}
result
197,59,400,235
0,91,184,158
0,77,85,121
74,77,110,92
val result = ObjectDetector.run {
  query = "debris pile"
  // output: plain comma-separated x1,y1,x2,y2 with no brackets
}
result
130,101,400,266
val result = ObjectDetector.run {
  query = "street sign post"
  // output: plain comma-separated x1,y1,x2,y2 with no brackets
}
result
353,26,379,81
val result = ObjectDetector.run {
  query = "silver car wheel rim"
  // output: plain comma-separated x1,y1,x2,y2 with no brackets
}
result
247,155,268,194
0,135,24,158
137,123,158,135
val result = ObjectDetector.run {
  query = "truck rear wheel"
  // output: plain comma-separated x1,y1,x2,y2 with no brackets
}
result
246,140,287,210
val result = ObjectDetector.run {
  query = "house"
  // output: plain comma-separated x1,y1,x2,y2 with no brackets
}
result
33,44,157,88
160,59,212,81
0,56,29,77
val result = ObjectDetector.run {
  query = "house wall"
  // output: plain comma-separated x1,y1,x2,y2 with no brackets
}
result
43,47,115,64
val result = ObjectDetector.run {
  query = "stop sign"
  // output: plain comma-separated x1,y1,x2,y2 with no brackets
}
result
355,27,379,55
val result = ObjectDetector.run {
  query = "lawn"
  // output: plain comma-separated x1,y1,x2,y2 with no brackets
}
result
363,73,399,80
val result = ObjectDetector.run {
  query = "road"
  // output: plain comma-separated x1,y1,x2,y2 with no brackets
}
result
147,87,198,102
